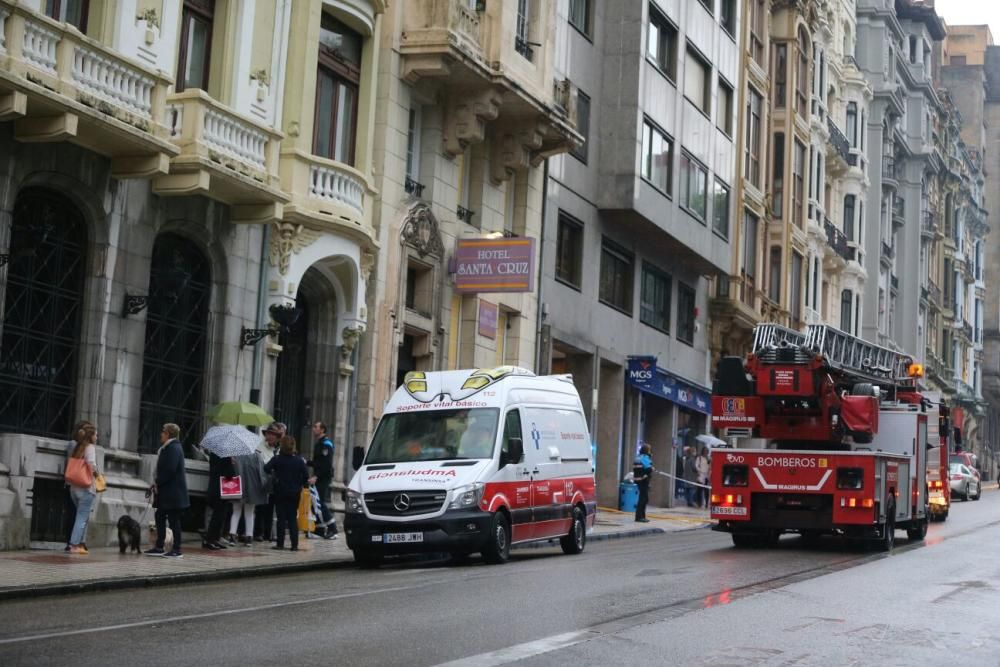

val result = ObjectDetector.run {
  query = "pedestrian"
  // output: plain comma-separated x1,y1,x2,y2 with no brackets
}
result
307,421,338,539
145,423,188,558
254,421,286,542
66,423,98,555
64,420,93,552
264,435,310,551
228,452,268,546
695,445,711,508
203,450,236,550
683,446,699,507
633,443,654,523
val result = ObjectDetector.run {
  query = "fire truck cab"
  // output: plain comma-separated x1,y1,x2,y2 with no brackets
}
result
710,324,931,552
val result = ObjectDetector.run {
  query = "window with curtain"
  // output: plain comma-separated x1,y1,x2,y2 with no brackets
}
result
685,45,712,114
314,13,363,165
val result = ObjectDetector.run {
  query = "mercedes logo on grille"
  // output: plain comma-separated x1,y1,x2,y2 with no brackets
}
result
393,493,411,512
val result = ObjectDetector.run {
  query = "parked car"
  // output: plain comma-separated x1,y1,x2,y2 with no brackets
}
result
949,463,981,501
949,452,980,481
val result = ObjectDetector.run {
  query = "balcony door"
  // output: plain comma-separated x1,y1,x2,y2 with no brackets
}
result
313,13,362,165
177,0,215,92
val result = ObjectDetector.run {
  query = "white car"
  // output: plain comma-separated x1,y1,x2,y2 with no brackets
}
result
949,463,981,501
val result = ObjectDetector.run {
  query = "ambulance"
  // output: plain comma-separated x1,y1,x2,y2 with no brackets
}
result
344,367,597,566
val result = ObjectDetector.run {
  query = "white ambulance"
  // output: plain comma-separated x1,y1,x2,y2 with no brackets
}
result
344,367,597,566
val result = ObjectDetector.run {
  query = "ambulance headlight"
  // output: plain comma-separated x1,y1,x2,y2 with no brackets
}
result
449,482,485,509
346,490,365,514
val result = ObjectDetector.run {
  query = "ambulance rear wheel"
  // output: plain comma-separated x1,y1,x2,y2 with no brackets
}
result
561,506,586,555
482,512,511,564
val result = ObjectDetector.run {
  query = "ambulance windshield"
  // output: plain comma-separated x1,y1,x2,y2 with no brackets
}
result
366,408,501,464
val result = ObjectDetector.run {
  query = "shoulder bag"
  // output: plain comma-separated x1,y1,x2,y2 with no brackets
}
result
65,457,94,488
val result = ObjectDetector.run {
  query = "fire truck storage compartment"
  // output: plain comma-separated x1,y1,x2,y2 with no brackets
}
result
749,493,834,530
841,395,878,437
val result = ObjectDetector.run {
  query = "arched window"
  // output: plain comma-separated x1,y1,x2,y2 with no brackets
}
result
0,189,87,437
137,234,211,455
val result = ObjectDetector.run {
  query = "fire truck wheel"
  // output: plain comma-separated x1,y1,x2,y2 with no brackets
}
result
906,517,928,541
560,506,586,555
877,504,896,553
482,511,511,564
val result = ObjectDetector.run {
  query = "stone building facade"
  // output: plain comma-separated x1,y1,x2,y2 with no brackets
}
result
0,0,382,549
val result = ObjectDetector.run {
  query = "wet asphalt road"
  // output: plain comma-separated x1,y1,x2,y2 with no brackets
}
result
1,491,998,666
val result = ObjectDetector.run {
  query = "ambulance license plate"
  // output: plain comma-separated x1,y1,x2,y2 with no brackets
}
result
712,506,748,516
383,532,424,544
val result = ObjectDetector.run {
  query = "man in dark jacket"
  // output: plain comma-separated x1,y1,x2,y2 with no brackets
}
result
145,423,189,558
308,421,337,538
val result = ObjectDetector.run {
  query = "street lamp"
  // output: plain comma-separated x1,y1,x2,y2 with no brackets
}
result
241,303,303,347
122,265,194,318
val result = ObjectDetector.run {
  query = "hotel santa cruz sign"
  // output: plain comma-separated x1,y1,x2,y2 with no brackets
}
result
452,237,536,293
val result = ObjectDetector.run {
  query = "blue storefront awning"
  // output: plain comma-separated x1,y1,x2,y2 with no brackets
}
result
626,356,712,415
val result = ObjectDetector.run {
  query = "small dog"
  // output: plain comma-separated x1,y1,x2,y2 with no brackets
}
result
117,515,142,554
147,521,174,552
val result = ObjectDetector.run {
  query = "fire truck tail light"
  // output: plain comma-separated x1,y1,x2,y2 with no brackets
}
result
725,494,735,504
840,497,875,509
848,498,857,508
862,498,874,508
710,494,721,504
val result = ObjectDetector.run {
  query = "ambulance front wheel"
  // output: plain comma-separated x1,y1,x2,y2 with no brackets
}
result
482,511,511,564
560,506,586,555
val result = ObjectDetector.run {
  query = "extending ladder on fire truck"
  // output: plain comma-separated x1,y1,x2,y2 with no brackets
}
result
752,323,915,386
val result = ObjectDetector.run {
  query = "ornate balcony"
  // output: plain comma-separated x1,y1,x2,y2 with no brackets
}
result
153,90,286,223
881,154,898,184
0,2,176,177
892,195,905,227
826,117,851,168
823,217,853,262
398,0,580,168
277,149,375,245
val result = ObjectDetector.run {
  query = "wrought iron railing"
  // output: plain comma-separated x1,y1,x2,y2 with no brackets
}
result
824,217,852,261
827,117,850,162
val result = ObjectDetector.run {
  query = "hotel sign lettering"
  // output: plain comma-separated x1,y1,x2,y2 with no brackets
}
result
453,238,536,293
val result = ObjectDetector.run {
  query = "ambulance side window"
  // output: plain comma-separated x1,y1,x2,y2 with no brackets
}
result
500,409,524,468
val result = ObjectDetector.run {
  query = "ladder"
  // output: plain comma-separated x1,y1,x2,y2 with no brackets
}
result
752,323,915,385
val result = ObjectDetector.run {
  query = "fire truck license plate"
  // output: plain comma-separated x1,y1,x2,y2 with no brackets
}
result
383,532,424,544
713,506,748,516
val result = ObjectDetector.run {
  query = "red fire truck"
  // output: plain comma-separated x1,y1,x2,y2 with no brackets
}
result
923,392,950,521
710,324,931,552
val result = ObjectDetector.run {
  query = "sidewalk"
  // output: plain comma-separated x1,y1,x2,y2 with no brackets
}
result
0,506,710,601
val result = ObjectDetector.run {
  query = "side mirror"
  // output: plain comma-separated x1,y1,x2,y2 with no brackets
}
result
352,446,365,471
508,437,524,465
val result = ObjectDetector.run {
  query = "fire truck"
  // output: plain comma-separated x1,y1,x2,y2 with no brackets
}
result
923,392,950,521
710,323,932,552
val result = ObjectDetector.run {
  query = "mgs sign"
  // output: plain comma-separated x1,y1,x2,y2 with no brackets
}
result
629,358,655,382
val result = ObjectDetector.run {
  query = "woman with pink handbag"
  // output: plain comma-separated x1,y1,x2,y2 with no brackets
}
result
65,424,98,555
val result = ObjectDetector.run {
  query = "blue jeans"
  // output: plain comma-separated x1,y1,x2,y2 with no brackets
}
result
69,487,96,546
